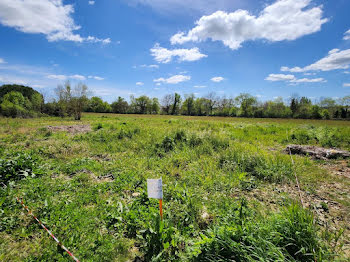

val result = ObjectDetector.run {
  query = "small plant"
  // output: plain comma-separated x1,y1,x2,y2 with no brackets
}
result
0,152,41,184
94,123,103,130
320,201,329,212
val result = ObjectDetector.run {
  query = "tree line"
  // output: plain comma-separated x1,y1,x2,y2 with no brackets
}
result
1,83,349,120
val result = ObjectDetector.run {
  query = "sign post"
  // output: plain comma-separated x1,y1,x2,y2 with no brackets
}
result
147,178,163,220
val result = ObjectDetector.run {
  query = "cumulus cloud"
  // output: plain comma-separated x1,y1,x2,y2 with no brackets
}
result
0,0,110,43
281,49,350,72
344,83,350,87
136,82,144,86
211,76,224,82
344,29,350,40
154,75,191,84
150,44,207,63
0,58,6,64
170,0,327,50
88,1,95,5
265,73,326,83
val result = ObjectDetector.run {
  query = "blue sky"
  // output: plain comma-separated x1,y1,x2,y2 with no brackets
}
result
0,0,349,103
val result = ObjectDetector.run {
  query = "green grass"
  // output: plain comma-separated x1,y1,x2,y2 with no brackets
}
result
0,113,349,261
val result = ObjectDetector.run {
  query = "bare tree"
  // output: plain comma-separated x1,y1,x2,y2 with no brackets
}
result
205,92,218,115
55,81,89,120
70,83,89,120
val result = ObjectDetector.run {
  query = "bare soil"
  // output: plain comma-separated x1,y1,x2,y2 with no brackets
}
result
46,125,92,134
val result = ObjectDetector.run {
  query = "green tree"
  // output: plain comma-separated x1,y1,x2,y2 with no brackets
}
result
171,93,181,115
86,97,106,112
131,95,151,114
161,94,173,114
31,92,44,112
111,96,129,113
55,82,89,120
150,98,160,114
182,94,195,115
0,91,28,117
235,93,257,117
204,92,217,116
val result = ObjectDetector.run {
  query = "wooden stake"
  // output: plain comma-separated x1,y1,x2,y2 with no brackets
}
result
159,199,163,220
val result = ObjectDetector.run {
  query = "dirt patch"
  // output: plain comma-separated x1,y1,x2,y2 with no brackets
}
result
286,144,350,160
97,174,115,182
324,160,350,179
46,125,91,134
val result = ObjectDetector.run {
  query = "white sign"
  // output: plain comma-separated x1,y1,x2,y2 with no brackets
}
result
147,178,163,199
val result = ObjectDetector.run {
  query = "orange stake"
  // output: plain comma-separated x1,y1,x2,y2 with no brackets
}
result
159,199,163,220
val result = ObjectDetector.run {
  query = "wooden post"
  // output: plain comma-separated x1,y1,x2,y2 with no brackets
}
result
159,199,163,220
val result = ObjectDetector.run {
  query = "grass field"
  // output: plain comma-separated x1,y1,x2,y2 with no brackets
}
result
1,113,350,261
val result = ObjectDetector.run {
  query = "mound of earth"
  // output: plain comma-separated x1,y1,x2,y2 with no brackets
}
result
286,144,350,160
46,125,91,134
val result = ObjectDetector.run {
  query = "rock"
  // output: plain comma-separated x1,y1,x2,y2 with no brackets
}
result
286,144,350,160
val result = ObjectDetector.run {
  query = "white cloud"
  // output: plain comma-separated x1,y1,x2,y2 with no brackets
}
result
292,78,326,83
156,83,161,86
154,74,191,84
88,1,95,5
0,58,6,64
344,71,350,74
70,74,86,80
88,75,104,80
47,74,67,80
32,84,44,88
170,0,327,50
0,0,110,43
281,49,350,72
303,72,316,76
344,29,350,40
139,64,159,69
265,73,326,83
265,74,296,82
194,85,206,88
150,43,207,63
127,0,243,15
211,76,224,82
47,74,86,81
0,75,27,85
343,83,350,87
136,82,144,86
86,36,111,44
